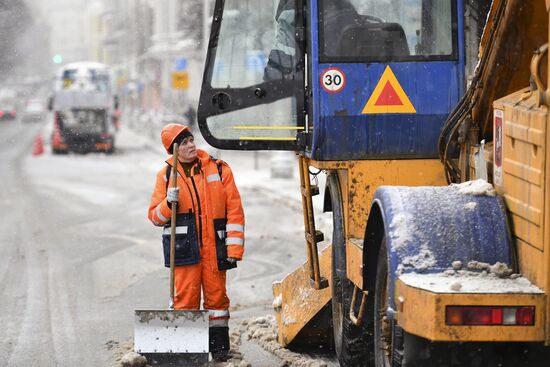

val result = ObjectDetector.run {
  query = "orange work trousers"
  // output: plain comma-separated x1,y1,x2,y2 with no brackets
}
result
173,262,230,325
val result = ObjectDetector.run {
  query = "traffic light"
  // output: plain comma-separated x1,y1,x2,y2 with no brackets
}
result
52,54,63,64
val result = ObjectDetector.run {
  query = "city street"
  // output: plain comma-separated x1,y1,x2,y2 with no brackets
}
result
0,117,335,366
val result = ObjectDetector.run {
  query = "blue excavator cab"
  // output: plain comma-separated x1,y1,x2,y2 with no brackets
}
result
198,0,465,160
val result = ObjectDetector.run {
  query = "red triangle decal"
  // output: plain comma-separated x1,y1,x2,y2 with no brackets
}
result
375,81,403,106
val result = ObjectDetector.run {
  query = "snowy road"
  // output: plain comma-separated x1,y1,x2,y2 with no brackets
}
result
0,119,336,366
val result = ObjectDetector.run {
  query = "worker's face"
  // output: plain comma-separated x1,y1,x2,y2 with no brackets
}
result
177,135,197,163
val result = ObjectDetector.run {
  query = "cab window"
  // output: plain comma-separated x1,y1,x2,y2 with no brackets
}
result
319,0,456,62
199,0,305,150
211,0,300,88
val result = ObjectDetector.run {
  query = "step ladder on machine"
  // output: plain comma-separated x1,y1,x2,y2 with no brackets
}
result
298,155,329,290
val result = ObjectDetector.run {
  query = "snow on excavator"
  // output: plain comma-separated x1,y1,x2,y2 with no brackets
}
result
198,0,550,365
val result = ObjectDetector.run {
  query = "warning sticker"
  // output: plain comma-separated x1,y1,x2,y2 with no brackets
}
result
321,67,346,93
362,66,416,114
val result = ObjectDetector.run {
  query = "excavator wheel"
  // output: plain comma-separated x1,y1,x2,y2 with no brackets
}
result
328,174,374,366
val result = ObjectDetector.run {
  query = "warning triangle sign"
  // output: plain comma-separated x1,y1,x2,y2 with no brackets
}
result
362,66,416,114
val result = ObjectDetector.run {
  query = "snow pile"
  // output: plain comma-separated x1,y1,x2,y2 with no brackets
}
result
464,201,477,210
224,327,251,367
108,339,138,367
120,352,147,367
107,333,251,367
451,261,463,270
400,260,543,294
282,304,297,325
452,179,496,197
272,294,282,309
389,213,413,250
397,244,436,274
465,260,513,278
243,316,328,367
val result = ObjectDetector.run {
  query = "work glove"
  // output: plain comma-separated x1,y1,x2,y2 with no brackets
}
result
167,187,179,203
226,257,238,264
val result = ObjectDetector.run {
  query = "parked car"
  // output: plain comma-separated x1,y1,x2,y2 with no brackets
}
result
0,89,17,121
21,98,46,123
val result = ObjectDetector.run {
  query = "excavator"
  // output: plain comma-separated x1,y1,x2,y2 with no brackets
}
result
198,0,550,365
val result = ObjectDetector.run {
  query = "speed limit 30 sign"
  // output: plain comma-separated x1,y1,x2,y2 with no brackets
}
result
320,67,346,93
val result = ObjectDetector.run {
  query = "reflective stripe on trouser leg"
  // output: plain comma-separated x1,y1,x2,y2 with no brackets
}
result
207,309,230,327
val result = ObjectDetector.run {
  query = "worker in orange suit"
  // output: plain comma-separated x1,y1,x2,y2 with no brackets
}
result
148,123,245,361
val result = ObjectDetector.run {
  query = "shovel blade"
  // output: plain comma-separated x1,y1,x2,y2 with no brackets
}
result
134,310,208,354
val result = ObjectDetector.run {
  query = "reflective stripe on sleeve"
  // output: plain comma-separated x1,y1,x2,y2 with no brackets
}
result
207,173,221,182
155,206,169,223
226,224,244,233
226,237,244,246
163,226,188,235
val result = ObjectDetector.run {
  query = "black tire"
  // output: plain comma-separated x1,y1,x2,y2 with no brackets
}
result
329,174,374,366
374,238,404,367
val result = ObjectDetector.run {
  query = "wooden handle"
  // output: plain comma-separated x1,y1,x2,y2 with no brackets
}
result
169,143,179,308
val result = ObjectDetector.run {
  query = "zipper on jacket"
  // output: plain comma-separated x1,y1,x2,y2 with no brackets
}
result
190,176,203,247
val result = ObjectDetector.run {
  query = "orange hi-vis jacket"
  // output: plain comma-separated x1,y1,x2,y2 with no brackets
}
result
148,149,245,267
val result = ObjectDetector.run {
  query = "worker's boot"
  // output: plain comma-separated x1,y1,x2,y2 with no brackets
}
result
209,326,230,361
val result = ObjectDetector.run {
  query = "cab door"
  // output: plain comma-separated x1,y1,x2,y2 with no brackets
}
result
198,0,306,151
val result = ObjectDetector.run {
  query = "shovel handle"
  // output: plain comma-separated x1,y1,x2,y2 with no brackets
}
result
170,143,179,308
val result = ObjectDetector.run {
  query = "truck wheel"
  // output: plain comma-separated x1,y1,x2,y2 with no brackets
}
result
329,174,374,366
374,238,405,367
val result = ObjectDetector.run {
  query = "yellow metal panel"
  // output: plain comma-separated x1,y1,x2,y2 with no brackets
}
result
494,94,547,263
347,160,446,239
396,279,546,342
346,238,363,288
497,97,546,250
494,91,550,343
272,246,332,346
504,120,545,146
307,160,349,170
516,238,545,288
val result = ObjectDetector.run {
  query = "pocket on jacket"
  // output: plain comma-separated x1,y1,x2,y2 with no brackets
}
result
162,212,200,267
214,218,237,271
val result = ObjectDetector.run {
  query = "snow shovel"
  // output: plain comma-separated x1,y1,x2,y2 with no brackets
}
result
134,142,209,361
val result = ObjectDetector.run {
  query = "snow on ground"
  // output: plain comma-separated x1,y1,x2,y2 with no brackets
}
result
242,316,334,367
400,271,543,294
110,314,340,367
452,179,496,196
